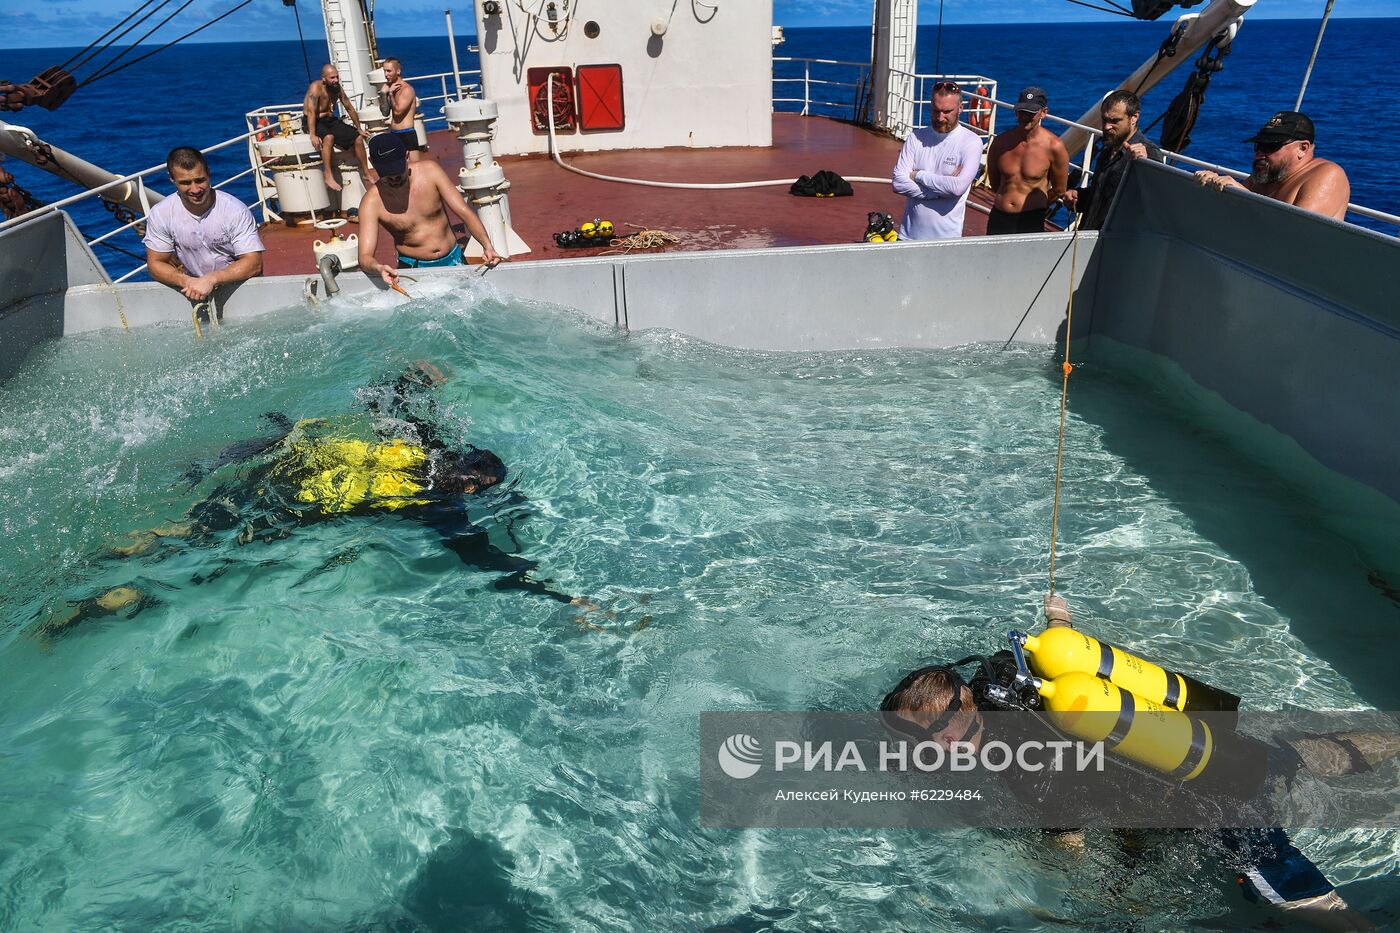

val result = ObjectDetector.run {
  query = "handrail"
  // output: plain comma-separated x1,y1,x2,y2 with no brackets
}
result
0,125,264,234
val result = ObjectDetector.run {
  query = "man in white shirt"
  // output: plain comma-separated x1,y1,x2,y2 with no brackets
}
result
890,82,985,240
143,147,264,302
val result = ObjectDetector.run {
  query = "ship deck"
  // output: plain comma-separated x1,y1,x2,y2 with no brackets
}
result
259,113,1015,276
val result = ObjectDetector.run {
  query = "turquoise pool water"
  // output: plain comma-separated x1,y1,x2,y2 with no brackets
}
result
1,281,1397,930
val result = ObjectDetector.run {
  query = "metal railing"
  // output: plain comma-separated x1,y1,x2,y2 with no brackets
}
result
896,73,999,139
243,66,481,224
773,57,870,121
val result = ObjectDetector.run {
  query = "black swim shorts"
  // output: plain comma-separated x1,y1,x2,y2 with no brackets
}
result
987,206,1048,235
315,116,359,151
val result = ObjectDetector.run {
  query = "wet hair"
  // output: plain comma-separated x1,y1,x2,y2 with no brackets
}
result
880,667,974,714
1101,90,1141,118
166,147,209,176
435,446,506,495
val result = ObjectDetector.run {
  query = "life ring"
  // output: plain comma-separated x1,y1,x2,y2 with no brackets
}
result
531,78,575,132
255,116,273,142
970,85,991,132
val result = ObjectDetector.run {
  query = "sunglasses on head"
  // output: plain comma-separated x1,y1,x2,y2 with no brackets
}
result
932,81,961,95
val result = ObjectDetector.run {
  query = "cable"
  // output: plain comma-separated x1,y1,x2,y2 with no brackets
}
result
1000,231,1078,351
67,0,174,76
56,0,164,73
83,0,255,87
82,0,199,86
1062,0,1135,15
934,0,945,73
290,1,313,85
543,74,890,189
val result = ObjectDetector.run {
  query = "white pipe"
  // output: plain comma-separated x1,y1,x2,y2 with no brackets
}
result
0,121,165,215
444,9,464,99
543,75,890,189
1059,0,1256,159
1294,0,1335,111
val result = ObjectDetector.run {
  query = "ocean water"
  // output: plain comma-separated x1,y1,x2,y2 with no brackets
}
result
0,286,1398,929
1,17,1397,276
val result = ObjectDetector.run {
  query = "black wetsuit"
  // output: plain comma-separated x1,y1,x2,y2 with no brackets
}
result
1074,130,1165,231
970,652,1338,908
179,373,574,604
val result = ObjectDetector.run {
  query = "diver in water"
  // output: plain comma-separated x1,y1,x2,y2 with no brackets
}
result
40,363,581,639
881,600,1398,931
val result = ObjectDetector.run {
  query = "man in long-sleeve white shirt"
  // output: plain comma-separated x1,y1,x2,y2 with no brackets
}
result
891,82,986,240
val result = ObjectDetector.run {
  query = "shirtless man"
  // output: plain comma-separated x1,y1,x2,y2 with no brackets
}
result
303,64,374,193
1194,111,1350,221
358,133,502,281
380,57,423,163
985,87,1069,235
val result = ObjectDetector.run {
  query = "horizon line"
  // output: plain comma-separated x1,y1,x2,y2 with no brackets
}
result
2,14,1395,53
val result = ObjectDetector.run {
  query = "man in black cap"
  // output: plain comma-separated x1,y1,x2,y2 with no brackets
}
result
356,133,503,284
1194,111,1350,220
985,86,1069,235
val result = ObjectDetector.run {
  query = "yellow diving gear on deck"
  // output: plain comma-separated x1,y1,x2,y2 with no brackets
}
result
1022,626,1240,715
273,433,434,515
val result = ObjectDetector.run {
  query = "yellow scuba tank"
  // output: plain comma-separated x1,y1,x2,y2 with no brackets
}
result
1036,670,1267,791
1022,627,1239,715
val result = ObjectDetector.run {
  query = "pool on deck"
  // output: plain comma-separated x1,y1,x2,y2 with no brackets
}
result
0,284,1396,930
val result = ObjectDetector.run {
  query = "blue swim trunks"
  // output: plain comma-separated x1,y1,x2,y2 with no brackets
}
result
397,243,465,269
391,127,420,147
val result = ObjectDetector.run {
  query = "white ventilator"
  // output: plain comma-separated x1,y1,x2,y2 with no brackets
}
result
444,96,530,258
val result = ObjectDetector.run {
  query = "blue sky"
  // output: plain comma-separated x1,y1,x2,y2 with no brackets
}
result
0,0,1391,50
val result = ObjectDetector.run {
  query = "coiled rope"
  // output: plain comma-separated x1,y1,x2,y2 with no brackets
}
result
601,227,681,254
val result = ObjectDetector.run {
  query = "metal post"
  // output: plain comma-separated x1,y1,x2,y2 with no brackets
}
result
1294,0,1334,111
445,9,464,99
803,61,810,116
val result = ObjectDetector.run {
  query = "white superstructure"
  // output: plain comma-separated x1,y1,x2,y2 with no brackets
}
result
472,0,774,155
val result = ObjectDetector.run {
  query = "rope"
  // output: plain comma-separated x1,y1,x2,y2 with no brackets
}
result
66,0,174,76
1046,225,1081,596
82,0,254,87
601,227,681,254
57,0,164,72
81,0,198,86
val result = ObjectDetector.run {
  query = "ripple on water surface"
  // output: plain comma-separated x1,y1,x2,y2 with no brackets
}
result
0,282,1396,930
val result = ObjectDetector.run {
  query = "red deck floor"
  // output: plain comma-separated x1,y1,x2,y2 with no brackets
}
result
259,113,1004,277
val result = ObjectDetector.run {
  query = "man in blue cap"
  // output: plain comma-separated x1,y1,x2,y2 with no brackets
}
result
357,132,503,285
1194,111,1350,220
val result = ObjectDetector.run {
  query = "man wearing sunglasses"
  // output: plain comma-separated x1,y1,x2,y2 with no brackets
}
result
890,82,985,240
985,87,1069,235
1194,111,1350,220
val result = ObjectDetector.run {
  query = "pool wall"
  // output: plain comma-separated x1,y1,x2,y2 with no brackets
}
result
1084,160,1400,508
3,164,1398,515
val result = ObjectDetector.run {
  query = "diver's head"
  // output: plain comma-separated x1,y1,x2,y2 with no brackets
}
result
436,446,506,495
880,665,985,750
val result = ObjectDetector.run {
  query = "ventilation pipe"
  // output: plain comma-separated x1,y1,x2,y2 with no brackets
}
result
444,96,530,258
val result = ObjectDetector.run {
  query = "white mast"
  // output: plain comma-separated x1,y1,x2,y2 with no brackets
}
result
320,0,378,108
869,0,919,138
1059,0,1255,158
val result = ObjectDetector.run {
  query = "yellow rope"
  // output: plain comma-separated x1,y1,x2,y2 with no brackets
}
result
191,303,204,339
1046,224,1081,597
600,226,681,255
